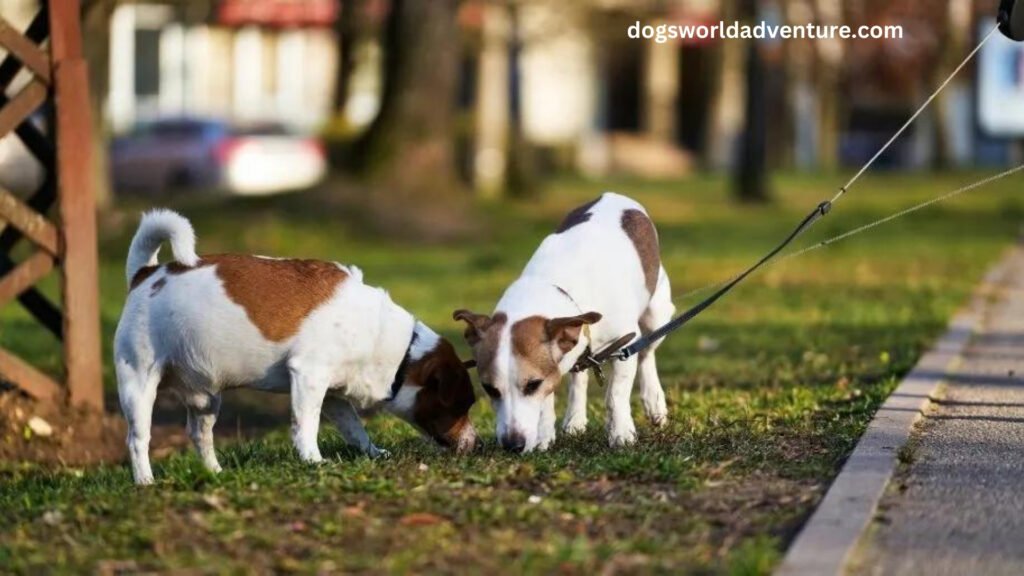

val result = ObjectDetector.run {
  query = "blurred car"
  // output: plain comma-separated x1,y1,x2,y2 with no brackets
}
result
111,118,326,196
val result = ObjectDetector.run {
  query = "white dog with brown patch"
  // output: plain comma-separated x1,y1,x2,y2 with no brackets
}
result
454,193,674,453
115,210,477,485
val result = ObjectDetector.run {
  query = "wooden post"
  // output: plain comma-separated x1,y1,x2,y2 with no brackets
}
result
51,0,102,410
0,1,103,411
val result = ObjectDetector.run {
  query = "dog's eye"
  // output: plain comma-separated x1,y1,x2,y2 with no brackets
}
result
524,379,543,396
481,383,501,400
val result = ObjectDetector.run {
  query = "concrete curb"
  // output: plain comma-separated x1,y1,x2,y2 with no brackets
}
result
775,247,1019,576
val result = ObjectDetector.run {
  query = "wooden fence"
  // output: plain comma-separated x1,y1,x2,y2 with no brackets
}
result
0,0,102,410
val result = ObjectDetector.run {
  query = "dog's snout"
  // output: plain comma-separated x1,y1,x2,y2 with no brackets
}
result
501,431,527,454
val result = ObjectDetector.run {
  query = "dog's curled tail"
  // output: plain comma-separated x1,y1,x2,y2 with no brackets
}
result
125,209,199,286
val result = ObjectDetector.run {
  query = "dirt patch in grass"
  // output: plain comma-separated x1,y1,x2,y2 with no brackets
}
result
0,390,188,466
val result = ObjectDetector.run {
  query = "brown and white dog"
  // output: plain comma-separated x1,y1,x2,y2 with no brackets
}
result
115,210,476,484
454,193,674,453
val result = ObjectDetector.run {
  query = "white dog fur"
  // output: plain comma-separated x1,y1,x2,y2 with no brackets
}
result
115,210,476,484
455,193,674,453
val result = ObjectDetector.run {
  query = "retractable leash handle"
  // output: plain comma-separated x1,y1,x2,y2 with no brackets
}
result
1000,0,1024,41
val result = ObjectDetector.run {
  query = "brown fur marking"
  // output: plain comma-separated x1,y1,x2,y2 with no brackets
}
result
510,316,560,379
469,313,507,385
150,277,167,297
621,209,660,294
129,266,159,290
555,196,602,234
210,255,348,342
545,313,601,354
407,339,476,445
151,254,349,342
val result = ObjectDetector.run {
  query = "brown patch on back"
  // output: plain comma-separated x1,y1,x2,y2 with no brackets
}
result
555,196,602,234
206,255,348,342
148,254,348,342
150,277,167,297
510,316,560,379
621,209,660,294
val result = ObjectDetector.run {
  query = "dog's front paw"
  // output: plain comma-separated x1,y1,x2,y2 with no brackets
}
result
536,432,556,452
297,449,324,464
607,423,637,448
648,411,668,428
368,445,391,459
561,415,588,436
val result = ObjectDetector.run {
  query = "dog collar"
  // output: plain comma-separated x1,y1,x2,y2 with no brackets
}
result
388,326,419,401
553,283,594,366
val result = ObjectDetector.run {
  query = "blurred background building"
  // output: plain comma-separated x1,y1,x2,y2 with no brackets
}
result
105,0,337,133
0,0,1021,200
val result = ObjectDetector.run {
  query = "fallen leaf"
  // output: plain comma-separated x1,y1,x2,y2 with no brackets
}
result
41,510,63,526
399,512,445,527
202,493,226,511
27,416,53,438
342,505,365,518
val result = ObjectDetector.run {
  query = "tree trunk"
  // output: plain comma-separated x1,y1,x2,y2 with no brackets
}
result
734,0,770,202
504,1,536,198
735,40,770,202
354,0,462,200
333,0,367,118
81,0,114,208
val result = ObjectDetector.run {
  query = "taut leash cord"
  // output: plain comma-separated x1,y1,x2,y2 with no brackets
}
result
673,163,1024,305
830,24,1002,205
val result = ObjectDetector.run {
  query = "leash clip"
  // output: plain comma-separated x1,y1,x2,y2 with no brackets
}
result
569,332,638,385
570,350,606,386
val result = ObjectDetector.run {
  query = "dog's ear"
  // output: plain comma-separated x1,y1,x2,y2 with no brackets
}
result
545,312,602,354
453,309,492,346
432,354,476,409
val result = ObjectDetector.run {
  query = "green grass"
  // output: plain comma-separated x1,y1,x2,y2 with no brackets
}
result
2,171,1022,574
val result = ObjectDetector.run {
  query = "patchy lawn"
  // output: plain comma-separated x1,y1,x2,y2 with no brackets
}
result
1,172,1022,574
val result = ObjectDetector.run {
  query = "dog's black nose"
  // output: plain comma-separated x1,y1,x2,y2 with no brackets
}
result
501,432,526,454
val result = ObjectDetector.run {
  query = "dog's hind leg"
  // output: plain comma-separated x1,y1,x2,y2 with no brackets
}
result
562,370,589,435
636,352,667,427
116,360,162,485
323,396,388,458
637,268,673,427
184,391,222,473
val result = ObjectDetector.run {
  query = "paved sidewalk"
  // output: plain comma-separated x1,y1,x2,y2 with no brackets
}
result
852,247,1024,575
